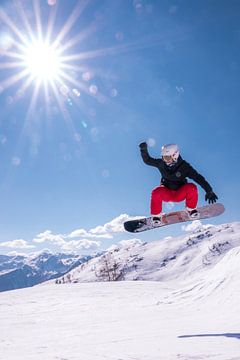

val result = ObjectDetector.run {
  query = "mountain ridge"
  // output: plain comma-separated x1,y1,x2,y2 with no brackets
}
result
0,251,93,292
51,221,240,285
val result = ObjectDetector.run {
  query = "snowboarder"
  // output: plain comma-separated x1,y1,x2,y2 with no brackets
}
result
139,142,218,225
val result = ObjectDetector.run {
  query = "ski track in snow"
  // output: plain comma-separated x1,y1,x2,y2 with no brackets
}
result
0,222,240,360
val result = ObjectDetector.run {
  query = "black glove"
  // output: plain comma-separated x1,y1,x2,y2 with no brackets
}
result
205,190,218,204
139,142,148,151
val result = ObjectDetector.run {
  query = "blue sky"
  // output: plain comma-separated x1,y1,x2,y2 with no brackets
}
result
0,0,239,255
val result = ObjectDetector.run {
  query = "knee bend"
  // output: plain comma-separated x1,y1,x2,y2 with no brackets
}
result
152,186,165,197
187,183,198,193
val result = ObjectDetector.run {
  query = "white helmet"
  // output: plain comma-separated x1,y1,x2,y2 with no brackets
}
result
161,143,180,164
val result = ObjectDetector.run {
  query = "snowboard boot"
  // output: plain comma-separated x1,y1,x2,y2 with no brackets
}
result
187,208,199,219
151,213,164,226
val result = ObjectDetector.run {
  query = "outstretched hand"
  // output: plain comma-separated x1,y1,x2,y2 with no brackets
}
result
139,142,148,150
205,190,218,204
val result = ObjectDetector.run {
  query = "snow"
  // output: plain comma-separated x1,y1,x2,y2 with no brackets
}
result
54,221,240,283
1,222,240,359
0,280,239,359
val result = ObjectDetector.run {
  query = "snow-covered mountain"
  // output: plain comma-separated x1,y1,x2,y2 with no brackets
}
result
1,221,240,360
0,251,92,292
53,221,240,284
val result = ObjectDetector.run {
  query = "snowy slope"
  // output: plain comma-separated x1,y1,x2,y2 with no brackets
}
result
0,279,240,359
1,221,240,360
54,222,240,285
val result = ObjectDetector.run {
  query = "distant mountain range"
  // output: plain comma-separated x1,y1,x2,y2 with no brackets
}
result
0,251,93,292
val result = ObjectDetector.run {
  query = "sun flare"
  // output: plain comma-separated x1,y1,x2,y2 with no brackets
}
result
22,41,62,82
0,0,118,124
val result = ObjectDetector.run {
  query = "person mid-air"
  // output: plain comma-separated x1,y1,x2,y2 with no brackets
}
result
139,142,218,225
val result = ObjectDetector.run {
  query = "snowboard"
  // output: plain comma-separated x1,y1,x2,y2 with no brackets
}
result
123,203,225,233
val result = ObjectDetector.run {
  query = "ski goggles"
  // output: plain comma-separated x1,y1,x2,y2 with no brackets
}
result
162,155,174,163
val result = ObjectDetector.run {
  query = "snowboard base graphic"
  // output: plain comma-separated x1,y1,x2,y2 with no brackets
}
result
123,203,225,233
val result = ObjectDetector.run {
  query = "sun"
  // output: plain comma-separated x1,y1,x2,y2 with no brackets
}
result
0,0,122,123
23,40,63,82
0,1,95,118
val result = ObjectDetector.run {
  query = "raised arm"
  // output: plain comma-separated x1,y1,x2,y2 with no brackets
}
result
139,142,160,167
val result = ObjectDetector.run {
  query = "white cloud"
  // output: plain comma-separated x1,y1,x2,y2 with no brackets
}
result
0,239,35,249
182,220,203,232
182,221,214,233
68,228,112,239
60,239,101,252
33,230,66,246
34,215,142,249
68,229,88,238
3,214,144,254
32,229,101,252
89,214,138,236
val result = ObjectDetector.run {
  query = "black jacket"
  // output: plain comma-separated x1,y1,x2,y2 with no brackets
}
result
140,148,212,192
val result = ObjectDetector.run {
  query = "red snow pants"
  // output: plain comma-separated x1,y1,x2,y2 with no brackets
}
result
151,183,198,215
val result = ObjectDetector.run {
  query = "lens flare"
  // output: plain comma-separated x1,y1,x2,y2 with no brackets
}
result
23,41,62,81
